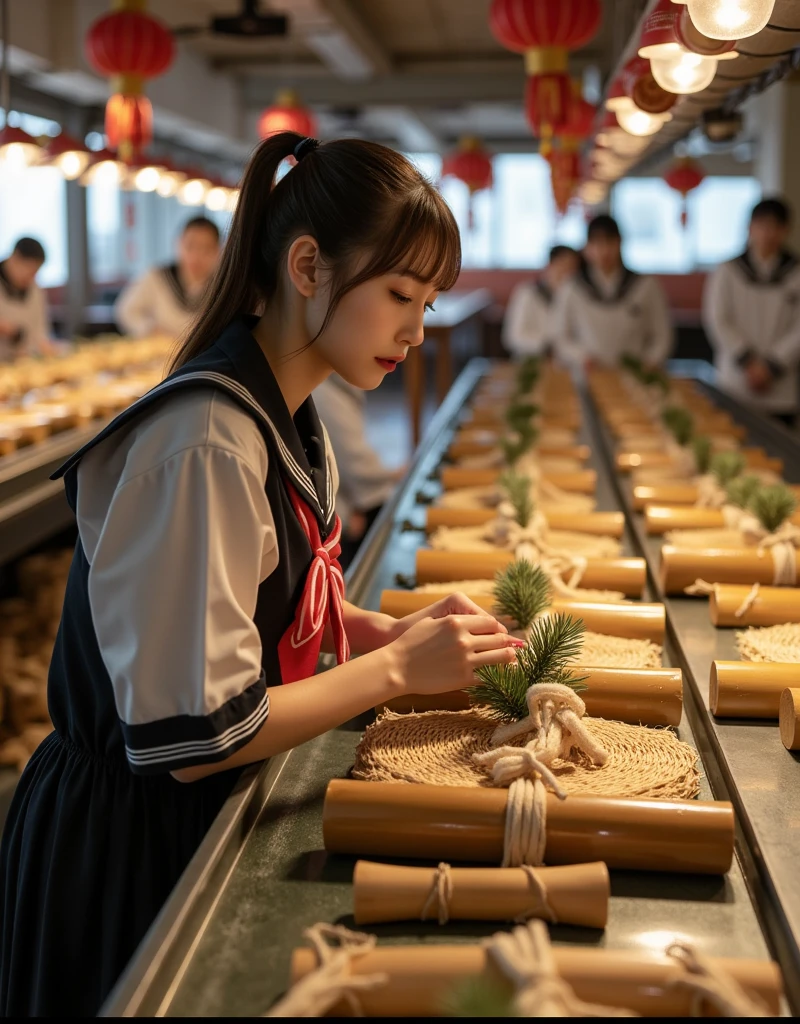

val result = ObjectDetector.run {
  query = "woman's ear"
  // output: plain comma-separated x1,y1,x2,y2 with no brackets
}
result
286,234,320,298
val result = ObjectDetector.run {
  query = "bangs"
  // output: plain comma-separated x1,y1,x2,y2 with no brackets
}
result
371,185,462,292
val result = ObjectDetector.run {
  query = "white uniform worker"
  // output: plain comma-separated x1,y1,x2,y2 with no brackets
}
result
0,237,53,361
312,373,402,567
553,214,672,370
503,245,579,358
116,217,221,339
704,197,800,426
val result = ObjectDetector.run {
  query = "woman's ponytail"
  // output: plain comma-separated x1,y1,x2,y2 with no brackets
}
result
167,132,302,371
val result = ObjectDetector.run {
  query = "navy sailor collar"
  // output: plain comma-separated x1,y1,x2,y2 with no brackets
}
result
53,317,335,533
734,249,798,286
576,261,639,304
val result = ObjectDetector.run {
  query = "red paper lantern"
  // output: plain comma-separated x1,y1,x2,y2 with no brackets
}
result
442,137,493,228
664,156,705,226
489,0,602,137
258,90,317,140
85,2,175,158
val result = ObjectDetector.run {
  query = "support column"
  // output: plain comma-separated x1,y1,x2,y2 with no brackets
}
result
63,106,90,339
748,74,800,252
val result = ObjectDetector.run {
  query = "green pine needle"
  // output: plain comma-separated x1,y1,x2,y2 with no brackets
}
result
749,483,797,533
515,356,541,396
492,560,551,630
662,406,694,447
691,435,713,474
468,613,588,722
499,470,534,528
620,353,643,375
724,474,760,509
505,401,539,435
710,451,745,485
501,422,538,466
441,976,515,1018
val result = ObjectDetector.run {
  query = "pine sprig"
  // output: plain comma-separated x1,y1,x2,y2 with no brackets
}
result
515,355,541,396
499,470,534,528
749,483,797,533
691,435,713,474
468,613,587,722
501,422,538,466
662,406,694,447
710,450,745,485
724,474,760,510
505,400,539,435
441,976,515,1018
492,560,551,630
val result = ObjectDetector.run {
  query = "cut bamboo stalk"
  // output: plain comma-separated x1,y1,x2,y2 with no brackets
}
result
709,661,798,718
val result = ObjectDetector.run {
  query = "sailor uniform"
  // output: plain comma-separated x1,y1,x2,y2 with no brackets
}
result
0,318,347,1016
115,263,206,339
703,249,800,413
312,373,398,528
0,261,50,361
502,279,557,357
554,263,673,368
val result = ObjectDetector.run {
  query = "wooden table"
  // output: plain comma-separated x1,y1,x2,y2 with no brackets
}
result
403,288,493,446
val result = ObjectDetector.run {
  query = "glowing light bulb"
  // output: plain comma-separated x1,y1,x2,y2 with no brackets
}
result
616,106,672,137
0,141,39,169
156,172,182,198
133,166,161,192
91,159,122,186
650,48,718,93
177,177,211,206
55,150,89,180
685,0,775,41
205,186,229,212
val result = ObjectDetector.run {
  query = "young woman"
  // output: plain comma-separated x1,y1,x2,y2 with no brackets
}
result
0,133,519,1016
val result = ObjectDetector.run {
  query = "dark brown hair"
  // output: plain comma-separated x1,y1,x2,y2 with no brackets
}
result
168,132,461,371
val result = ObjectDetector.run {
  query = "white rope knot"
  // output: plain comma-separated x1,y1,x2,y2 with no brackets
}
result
485,919,636,1017
694,474,726,509
473,683,609,867
684,578,717,598
421,862,453,926
735,582,761,618
264,923,386,1017
665,942,770,1018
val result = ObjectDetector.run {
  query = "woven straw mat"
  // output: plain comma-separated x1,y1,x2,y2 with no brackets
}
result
354,709,698,800
736,622,800,663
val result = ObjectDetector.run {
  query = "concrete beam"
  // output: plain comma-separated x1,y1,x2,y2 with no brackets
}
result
275,0,393,80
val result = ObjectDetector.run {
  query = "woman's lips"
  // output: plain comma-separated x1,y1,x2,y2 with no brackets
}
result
375,357,403,372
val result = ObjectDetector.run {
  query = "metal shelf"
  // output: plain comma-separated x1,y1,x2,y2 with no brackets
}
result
101,361,783,1018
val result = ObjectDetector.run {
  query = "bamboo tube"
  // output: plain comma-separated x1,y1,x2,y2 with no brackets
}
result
322,780,735,875
709,584,800,627
440,467,597,494
416,550,646,598
633,484,699,510
660,545,800,595
466,408,581,430
448,438,590,461
352,859,609,928
377,666,682,728
378,591,665,643
709,661,799,718
646,506,726,534
290,943,781,1018
425,507,625,537
779,688,800,750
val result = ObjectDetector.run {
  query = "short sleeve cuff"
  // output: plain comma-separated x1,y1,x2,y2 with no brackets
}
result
121,673,269,775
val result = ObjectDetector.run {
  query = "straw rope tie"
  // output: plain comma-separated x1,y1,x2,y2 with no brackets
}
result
485,919,635,1017
665,942,770,1018
421,862,454,925
735,583,761,618
264,923,386,1017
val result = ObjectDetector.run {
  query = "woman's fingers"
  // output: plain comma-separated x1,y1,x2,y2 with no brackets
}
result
470,645,520,667
431,591,496,619
447,614,509,636
467,632,524,655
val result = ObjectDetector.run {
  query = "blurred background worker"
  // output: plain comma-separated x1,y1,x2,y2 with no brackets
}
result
704,197,800,427
313,374,404,568
554,214,672,370
115,217,221,339
502,244,580,358
0,238,53,361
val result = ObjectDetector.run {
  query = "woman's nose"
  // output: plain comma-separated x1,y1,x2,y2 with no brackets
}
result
404,316,426,349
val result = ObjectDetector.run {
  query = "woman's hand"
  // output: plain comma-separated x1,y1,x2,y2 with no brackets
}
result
387,591,498,642
386,613,522,695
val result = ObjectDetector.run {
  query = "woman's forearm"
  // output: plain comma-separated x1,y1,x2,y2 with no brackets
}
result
172,644,401,782
321,600,397,655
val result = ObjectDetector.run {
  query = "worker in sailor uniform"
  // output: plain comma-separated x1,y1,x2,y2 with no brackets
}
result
553,214,673,370
502,244,580,358
704,197,800,427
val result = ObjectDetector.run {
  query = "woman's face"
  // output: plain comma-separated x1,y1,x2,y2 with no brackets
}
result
308,271,439,390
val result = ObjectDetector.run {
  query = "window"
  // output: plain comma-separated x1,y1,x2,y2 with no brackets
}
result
0,164,68,287
612,176,761,273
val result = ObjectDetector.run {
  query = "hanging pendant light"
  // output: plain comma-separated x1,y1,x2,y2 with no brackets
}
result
678,0,776,41
121,154,165,192
43,132,92,179
615,104,672,136
205,179,232,212
650,48,718,93
154,160,187,198
177,169,212,206
80,147,125,186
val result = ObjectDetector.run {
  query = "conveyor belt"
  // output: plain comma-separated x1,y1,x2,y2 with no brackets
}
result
585,376,800,1012
100,362,783,1017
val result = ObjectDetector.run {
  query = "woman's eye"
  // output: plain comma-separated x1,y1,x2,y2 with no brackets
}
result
391,291,412,305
